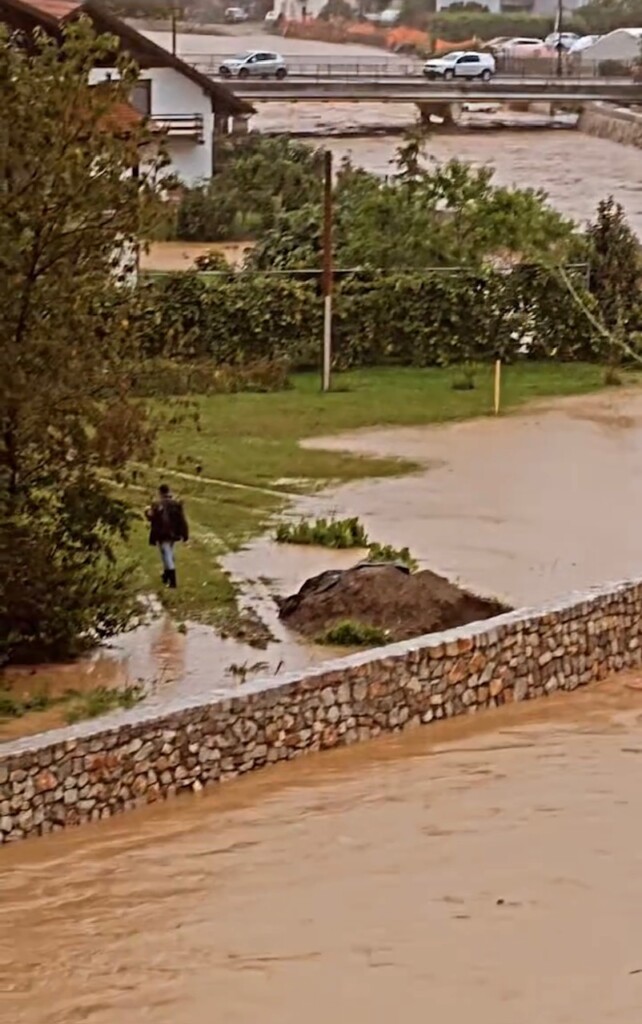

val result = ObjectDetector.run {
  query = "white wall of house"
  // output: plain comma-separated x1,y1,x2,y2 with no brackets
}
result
90,66,213,185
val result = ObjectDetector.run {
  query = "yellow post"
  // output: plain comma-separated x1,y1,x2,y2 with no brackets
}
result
494,359,502,415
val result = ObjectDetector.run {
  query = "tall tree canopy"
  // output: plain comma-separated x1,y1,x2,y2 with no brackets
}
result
0,20,164,663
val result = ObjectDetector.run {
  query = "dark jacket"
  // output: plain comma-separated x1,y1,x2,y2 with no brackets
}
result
147,496,189,546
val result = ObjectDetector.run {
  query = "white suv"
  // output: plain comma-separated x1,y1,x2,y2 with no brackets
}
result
423,51,496,81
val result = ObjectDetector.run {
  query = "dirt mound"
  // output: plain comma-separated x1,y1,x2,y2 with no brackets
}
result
278,563,509,643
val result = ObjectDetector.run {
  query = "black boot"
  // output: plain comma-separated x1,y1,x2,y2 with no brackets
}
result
167,569,177,589
161,570,169,586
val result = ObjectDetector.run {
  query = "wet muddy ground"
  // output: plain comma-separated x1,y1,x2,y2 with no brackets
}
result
3,674,642,1023
4,387,642,739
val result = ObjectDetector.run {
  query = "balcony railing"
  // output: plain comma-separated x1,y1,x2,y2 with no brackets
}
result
149,113,204,141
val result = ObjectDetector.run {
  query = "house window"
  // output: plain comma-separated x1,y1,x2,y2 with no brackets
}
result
130,80,151,116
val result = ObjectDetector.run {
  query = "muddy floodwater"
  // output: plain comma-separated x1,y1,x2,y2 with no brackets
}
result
6,388,642,734
3,676,642,1023
140,27,642,236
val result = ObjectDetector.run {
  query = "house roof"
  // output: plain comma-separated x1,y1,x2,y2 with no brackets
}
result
0,0,253,116
91,82,166,137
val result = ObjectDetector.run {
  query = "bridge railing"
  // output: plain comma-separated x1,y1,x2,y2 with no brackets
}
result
188,52,635,82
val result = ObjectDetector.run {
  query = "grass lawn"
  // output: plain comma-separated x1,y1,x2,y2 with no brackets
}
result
131,362,636,633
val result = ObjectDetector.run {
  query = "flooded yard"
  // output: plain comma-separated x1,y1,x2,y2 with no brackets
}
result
4,386,642,741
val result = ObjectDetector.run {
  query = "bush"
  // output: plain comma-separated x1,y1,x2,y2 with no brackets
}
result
136,266,606,373
424,10,587,39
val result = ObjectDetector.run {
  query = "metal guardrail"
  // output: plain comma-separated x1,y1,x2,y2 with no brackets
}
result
188,52,637,81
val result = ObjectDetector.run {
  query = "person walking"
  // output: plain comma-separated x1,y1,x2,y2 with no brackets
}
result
146,484,189,589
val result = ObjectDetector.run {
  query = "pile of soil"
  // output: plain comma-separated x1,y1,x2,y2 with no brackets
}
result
277,563,509,643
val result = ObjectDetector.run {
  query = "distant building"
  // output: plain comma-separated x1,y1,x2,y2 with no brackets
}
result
0,0,254,184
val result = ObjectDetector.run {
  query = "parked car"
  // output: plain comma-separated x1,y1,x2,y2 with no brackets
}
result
219,50,287,79
497,37,547,57
224,6,249,22
544,32,580,51
568,34,601,54
423,51,496,81
483,36,512,53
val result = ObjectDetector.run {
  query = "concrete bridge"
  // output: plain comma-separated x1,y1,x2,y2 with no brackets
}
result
227,76,642,106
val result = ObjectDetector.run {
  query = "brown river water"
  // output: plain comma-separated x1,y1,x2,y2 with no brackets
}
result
3,675,642,1023
4,33,642,1009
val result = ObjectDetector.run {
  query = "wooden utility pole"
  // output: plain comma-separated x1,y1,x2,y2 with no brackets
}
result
555,0,563,78
171,6,177,55
322,149,333,392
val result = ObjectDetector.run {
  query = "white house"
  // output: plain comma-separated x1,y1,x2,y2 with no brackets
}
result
0,0,254,185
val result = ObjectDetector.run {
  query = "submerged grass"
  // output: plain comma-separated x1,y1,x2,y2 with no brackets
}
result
0,683,144,725
131,363,637,629
275,516,369,549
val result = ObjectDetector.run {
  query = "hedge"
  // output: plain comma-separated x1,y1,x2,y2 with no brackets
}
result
136,268,606,371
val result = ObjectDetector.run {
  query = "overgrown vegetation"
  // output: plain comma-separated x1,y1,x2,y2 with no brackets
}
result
316,619,390,647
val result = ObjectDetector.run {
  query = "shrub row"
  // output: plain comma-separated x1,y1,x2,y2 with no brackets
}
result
136,268,608,371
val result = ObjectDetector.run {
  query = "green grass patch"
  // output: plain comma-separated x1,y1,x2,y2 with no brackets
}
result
0,682,144,724
131,363,638,630
275,516,369,548
63,684,144,724
316,620,390,647
274,515,418,569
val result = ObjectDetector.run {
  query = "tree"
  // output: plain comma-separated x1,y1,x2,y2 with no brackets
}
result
317,0,355,19
175,136,324,242
586,196,640,331
247,138,576,272
0,21,165,663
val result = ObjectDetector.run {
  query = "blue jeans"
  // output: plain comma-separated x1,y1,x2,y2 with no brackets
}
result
159,541,175,572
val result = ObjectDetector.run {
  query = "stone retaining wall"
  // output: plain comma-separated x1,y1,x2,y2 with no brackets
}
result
578,101,642,149
2,577,642,844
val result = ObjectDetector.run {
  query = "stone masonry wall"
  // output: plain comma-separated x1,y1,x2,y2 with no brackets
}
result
578,101,642,149
2,578,642,844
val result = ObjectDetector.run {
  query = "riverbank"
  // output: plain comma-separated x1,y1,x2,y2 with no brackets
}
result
2,569,642,843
